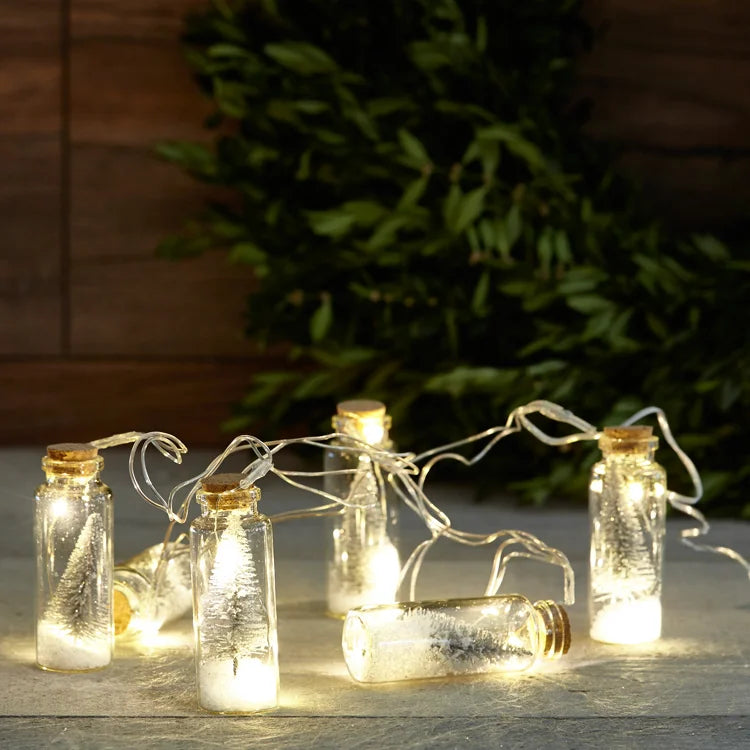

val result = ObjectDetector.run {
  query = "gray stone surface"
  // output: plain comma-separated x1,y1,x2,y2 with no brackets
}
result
1,447,749,747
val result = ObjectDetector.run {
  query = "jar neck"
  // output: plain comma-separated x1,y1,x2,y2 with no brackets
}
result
42,455,103,483
199,501,259,518
599,434,658,463
601,447,656,462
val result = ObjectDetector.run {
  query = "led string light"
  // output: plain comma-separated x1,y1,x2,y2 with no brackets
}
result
409,400,749,577
126,428,576,610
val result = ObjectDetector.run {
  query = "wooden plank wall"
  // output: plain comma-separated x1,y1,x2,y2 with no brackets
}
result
0,0,748,445
579,0,750,225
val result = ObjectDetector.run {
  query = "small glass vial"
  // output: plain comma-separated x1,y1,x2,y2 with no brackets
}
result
324,399,400,617
343,595,570,683
35,443,114,671
589,426,667,644
190,473,279,713
114,539,192,638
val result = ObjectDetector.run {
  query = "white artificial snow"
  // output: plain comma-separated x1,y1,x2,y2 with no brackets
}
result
344,607,529,683
589,596,661,644
198,657,278,713
36,620,111,671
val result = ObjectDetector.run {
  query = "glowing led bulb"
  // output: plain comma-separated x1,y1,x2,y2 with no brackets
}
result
343,595,570,683
589,426,667,645
190,474,279,713
324,400,400,617
34,443,113,671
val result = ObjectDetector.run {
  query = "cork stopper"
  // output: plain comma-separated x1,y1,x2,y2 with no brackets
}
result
600,425,655,454
46,443,99,461
337,400,386,420
113,589,132,635
200,472,245,493
199,473,260,510
534,600,571,659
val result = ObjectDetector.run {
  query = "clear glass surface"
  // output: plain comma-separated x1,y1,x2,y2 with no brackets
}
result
589,450,667,644
190,506,279,713
35,469,113,671
114,540,192,636
324,442,399,616
342,595,549,683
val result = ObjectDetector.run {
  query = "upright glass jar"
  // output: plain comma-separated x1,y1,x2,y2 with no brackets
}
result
190,473,279,713
35,442,114,671
324,399,400,617
114,539,192,638
589,426,667,644
342,594,570,683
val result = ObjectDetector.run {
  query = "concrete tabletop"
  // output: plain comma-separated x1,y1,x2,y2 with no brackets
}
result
0,447,748,748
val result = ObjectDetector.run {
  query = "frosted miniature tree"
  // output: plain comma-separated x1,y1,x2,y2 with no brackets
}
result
403,608,532,669
200,513,268,674
598,466,657,594
44,513,108,640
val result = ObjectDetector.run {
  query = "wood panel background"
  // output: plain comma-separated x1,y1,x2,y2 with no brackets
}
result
0,0,749,445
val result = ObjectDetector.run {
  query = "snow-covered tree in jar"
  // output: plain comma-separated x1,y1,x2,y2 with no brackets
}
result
35,443,113,671
190,473,278,713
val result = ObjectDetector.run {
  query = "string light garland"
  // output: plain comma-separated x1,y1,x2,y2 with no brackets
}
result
32,397,749,711
125,425,575,705
408,399,750,644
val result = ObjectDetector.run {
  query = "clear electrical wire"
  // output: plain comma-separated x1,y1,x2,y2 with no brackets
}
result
412,400,749,581
124,427,577,607
622,406,750,577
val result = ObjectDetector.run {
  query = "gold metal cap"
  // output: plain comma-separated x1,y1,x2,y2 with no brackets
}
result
113,588,132,635
534,600,571,659
46,443,99,461
198,473,261,510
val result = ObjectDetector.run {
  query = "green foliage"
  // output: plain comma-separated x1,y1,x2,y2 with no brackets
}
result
159,0,750,513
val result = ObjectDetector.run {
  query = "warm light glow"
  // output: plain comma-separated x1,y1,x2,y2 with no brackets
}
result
136,627,191,650
626,482,645,503
50,498,69,519
355,414,385,446
589,596,661,644
327,541,400,614
654,482,665,498
589,478,603,494
199,658,278,713
211,532,246,589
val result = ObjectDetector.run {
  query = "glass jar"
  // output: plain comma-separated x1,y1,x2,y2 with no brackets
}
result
35,443,113,671
589,426,667,644
342,594,570,683
190,473,278,713
324,400,400,617
114,539,192,638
